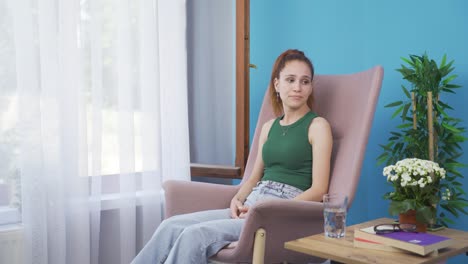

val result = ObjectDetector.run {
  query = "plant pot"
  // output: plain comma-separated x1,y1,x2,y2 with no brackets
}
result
399,209,427,233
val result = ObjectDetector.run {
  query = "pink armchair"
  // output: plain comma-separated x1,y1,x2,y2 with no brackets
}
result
164,65,384,263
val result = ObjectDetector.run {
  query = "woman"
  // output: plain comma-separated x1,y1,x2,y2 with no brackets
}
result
131,49,333,264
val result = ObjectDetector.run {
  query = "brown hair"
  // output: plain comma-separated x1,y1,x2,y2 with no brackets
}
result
268,49,315,116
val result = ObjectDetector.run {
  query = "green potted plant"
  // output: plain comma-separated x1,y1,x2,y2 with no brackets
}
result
378,53,468,227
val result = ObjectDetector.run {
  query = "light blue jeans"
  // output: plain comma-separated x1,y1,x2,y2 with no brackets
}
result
131,180,303,264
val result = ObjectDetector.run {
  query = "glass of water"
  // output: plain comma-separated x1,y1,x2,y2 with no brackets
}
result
323,193,348,238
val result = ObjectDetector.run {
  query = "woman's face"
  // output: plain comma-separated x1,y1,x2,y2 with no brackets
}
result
274,60,312,111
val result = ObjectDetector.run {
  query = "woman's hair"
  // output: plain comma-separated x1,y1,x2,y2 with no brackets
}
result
268,49,315,116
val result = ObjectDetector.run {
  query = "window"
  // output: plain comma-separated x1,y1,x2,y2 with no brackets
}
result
80,0,145,176
0,1,20,223
0,0,161,224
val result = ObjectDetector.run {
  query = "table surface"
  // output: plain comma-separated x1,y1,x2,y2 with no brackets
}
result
284,218,468,264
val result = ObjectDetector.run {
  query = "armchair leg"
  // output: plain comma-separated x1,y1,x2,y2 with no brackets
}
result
252,228,266,264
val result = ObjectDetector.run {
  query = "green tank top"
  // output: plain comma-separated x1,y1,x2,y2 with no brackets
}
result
261,111,317,191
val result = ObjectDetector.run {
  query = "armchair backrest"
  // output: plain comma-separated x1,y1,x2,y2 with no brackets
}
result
241,87,276,184
241,66,384,208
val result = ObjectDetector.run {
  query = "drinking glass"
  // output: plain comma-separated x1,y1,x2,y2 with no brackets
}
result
323,194,348,238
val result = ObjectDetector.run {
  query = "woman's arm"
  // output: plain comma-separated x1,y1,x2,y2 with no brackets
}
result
293,117,332,202
230,119,274,218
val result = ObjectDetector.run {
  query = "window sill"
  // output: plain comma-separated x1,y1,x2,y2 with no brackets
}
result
0,222,23,232
0,190,165,226
92,190,164,211
0,207,20,226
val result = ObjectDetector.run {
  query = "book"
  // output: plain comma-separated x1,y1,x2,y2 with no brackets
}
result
354,226,453,256
353,237,406,253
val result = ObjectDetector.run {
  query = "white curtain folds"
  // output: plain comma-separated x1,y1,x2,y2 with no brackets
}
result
3,0,189,263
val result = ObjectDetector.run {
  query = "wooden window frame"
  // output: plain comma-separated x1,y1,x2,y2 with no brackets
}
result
190,0,250,180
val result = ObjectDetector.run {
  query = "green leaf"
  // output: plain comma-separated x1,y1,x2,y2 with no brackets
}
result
442,123,463,133
377,154,388,165
385,101,403,108
455,186,466,195
416,206,434,223
391,105,405,119
440,54,447,68
377,151,388,158
401,103,411,121
389,200,416,216
448,200,468,208
402,85,411,98
438,101,454,110
440,216,455,225
442,74,458,84
435,104,449,118
397,123,413,129
441,88,456,94
401,56,413,65
444,84,461,89
440,204,459,217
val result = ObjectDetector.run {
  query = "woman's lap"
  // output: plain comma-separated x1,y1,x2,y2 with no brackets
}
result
244,180,303,207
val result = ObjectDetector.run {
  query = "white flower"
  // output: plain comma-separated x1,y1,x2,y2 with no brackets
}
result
383,158,445,192
383,166,393,176
441,188,452,201
401,172,411,182
446,189,451,198
426,176,432,183
384,159,444,179
440,168,446,179
418,178,426,188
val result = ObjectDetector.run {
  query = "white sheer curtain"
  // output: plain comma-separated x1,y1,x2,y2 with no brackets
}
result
3,0,189,263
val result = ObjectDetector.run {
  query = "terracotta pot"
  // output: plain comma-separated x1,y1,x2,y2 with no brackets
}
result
399,209,427,233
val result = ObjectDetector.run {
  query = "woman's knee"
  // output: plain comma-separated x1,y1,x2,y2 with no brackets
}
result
177,225,210,245
162,214,190,226
156,215,186,233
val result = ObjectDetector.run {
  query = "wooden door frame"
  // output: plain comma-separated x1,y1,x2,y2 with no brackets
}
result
190,0,250,179
235,0,250,176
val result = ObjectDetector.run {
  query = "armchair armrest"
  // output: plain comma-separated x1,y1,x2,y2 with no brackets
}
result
212,199,325,263
163,180,240,218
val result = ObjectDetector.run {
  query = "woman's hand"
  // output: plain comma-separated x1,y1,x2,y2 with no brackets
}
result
230,197,246,219
238,206,250,219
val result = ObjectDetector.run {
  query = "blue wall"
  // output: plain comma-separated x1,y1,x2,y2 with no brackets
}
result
250,1,468,262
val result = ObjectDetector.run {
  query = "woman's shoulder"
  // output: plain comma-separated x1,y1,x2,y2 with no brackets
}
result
308,116,332,144
258,118,277,142
262,118,276,132
311,116,329,125
309,116,331,132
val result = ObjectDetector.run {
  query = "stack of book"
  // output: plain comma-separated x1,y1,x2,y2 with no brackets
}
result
354,226,453,256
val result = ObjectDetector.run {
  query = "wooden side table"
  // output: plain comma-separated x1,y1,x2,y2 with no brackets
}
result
284,218,468,264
